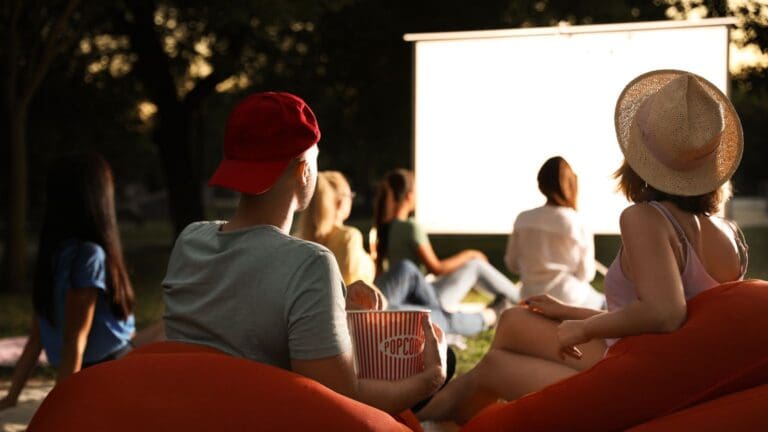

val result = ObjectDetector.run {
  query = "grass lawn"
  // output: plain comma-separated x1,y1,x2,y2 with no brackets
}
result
1,221,766,379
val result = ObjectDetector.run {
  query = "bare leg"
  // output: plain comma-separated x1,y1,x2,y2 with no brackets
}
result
417,349,578,423
491,307,607,370
418,307,607,423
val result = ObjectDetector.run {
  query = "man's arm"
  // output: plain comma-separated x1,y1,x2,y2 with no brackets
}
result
291,316,445,414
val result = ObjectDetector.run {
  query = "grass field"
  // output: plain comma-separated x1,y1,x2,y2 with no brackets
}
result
1,220,766,378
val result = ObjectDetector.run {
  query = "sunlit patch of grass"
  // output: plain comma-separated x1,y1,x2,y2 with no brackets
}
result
455,329,494,375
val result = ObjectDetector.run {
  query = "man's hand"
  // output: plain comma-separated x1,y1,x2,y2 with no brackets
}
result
346,280,387,311
421,316,446,394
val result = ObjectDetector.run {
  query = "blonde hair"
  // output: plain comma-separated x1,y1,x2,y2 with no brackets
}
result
298,171,350,244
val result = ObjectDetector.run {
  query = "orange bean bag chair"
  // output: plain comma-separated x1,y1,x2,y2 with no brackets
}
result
627,382,768,431
28,341,422,432
461,279,768,432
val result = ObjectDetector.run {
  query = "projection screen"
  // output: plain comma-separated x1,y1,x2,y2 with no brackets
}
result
404,18,734,234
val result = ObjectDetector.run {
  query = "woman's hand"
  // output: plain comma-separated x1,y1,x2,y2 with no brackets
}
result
346,280,388,311
557,320,590,360
466,249,488,262
524,294,571,321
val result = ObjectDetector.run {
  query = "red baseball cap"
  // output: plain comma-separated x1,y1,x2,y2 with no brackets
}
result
208,92,321,195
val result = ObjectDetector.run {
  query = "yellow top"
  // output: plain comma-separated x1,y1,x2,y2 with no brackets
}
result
325,225,376,286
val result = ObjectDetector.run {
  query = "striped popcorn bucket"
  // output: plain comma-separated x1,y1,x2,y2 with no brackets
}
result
347,310,429,380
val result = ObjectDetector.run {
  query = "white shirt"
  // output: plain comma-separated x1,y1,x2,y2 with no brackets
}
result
505,205,603,308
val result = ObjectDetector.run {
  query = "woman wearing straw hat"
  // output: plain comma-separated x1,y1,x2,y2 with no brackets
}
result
416,70,750,423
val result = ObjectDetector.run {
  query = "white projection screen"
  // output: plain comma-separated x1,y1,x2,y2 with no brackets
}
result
405,18,734,234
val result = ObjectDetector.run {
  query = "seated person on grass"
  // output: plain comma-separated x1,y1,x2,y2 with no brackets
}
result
1,153,136,413
505,156,605,309
373,168,520,313
161,92,445,415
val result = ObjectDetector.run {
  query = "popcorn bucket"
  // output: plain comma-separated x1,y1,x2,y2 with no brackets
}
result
347,310,429,380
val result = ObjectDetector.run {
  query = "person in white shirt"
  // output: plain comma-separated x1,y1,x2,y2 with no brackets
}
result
504,156,605,309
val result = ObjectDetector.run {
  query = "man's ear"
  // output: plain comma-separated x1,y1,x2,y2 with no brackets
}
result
295,160,310,186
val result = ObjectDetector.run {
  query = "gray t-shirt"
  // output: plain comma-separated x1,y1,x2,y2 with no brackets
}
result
162,221,351,370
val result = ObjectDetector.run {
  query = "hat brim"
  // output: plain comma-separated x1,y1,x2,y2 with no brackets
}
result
615,70,743,196
208,158,292,195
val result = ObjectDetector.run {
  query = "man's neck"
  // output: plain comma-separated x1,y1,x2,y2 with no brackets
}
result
224,193,296,234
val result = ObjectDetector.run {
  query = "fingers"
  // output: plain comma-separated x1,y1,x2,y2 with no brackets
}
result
422,315,437,342
431,322,444,344
559,346,583,361
374,285,388,311
347,281,387,311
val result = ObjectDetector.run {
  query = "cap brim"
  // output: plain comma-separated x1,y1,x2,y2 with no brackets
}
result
615,70,743,196
208,158,292,195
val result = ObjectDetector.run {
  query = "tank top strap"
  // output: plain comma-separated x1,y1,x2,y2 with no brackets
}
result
647,201,689,244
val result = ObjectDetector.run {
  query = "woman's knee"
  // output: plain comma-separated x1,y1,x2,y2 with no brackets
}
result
492,307,533,349
391,259,420,275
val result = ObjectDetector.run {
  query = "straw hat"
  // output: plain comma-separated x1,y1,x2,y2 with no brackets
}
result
615,70,743,196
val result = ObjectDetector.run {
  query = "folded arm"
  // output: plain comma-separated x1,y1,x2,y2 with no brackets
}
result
560,206,687,349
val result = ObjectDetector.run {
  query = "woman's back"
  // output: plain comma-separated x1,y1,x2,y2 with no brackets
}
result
607,201,746,313
661,203,744,283
38,239,135,367
506,205,599,307
324,225,375,285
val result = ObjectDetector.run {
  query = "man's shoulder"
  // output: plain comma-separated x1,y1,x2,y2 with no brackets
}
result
179,220,225,238
283,234,334,257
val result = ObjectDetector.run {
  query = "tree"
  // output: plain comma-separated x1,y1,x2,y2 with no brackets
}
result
112,0,350,234
1,0,82,291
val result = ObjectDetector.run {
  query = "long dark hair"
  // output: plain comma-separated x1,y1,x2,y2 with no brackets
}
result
538,156,578,210
373,169,414,275
34,153,135,325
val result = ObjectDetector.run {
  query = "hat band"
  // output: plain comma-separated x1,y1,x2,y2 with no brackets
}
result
643,129,721,172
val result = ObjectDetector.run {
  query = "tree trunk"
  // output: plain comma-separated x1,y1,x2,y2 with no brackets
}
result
154,105,205,235
6,107,28,292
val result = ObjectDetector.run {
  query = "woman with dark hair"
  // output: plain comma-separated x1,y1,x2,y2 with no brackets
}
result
504,156,604,308
0,153,136,411
417,70,749,423
373,169,519,313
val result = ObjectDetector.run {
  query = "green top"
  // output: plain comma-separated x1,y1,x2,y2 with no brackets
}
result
386,218,430,273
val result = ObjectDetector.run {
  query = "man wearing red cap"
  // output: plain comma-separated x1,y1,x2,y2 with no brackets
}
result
161,92,444,413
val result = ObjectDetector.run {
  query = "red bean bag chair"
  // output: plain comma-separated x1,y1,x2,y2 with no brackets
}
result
28,341,422,432
627,382,768,431
461,279,768,432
